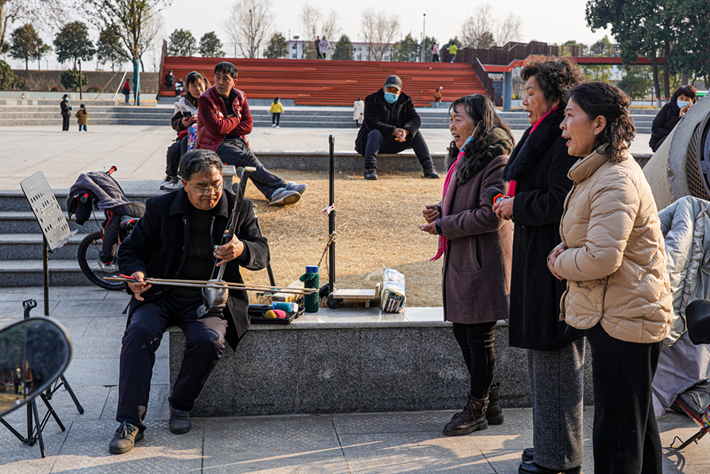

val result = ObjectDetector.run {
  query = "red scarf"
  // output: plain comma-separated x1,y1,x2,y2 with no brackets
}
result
431,150,465,261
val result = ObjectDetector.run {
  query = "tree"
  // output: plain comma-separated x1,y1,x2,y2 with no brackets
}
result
53,21,95,69
461,4,496,48
9,24,49,70
199,31,225,57
60,68,88,91
82,0,169,106
360,8,399,61
332,34,353,60
0,59,27,89
393,33,420,62
264,32,286,58
168,28,196,56
96,26,124,71
223,0,273,58
0,0,66,54
300,4,340,42
495,14,523,46
666,1,710,90
618,65,652,100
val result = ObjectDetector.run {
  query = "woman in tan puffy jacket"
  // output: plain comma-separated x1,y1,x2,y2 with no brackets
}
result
550,82,672,474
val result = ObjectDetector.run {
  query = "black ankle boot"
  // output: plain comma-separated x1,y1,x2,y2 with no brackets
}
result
443,393,488,436
486,383,504,425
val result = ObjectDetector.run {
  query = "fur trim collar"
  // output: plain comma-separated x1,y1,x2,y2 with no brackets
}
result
503,107,565,181
447,127,514,186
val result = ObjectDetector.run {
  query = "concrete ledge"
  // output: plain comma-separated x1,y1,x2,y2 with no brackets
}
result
169,307,594,416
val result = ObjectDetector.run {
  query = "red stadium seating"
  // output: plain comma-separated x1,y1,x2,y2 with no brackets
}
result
159,57,487,107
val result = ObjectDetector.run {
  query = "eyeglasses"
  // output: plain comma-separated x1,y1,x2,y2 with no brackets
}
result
185,181,223,195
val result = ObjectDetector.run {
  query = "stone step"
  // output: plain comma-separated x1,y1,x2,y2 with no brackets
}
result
0,260,95,286
0,190,154,211
0,210,104,233
0,233,88,260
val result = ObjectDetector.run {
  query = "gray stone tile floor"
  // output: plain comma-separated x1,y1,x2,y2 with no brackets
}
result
0,286,707,473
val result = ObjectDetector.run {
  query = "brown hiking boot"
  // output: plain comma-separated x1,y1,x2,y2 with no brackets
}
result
109,421,143,454
486,383,504,425
443,393,489,436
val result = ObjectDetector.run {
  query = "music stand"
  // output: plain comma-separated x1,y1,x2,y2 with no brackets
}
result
19,172,84,416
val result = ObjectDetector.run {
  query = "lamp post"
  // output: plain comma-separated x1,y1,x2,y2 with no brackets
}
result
421,13,426,63
78,59,83,100
249,9,253,58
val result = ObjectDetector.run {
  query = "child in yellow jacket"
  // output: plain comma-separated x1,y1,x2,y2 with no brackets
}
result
269,97,284,128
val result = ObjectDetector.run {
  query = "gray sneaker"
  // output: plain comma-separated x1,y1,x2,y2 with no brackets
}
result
169,406,191,434
161,177,183,191
285,182,307,195
109,421,143,454
269,187,301,206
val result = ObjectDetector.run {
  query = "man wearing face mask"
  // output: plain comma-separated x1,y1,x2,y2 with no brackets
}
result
355,75,440,180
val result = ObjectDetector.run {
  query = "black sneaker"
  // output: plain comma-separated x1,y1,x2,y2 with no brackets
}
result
169,406,192,434
109,421,143,454
364,169,378,180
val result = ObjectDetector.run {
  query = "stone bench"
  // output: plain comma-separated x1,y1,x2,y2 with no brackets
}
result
169,307,594,417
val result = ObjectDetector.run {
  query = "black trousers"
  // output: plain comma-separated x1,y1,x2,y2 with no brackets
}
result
587,323,663,474
62,113,70,131
452,322,496,399
272,113,281,126
165,136,188,178
363,129,433,171
216,137,286,200
116,294,228,432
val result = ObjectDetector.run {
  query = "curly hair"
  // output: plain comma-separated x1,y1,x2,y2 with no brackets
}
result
521,56,585,107
566,82,635,163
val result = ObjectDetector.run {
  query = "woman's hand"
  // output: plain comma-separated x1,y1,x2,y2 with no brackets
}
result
679,102,692,117
422,204,440,223
493,196,514,220
182,116,197,127
419,222,438,235
547,243,566,280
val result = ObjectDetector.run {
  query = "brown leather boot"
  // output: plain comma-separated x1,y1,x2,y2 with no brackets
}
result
486,383,504,425
443,394,489,436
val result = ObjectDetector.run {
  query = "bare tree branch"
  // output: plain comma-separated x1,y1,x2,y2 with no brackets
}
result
460,4,496,49
360,8,399,61
222,0,273,58
300,4,321,40
1,0,67,49
496,14,522,46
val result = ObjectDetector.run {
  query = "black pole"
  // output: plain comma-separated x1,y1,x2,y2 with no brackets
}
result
43,237,49,316
328,135,335,295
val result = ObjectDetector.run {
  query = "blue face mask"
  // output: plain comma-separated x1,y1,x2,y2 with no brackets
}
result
64,98,68,102
458,123,480,152
677,100,690,109
384,92,399,104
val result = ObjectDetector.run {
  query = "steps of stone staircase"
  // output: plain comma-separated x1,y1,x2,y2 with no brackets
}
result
0,233,87,260
0,260,95,286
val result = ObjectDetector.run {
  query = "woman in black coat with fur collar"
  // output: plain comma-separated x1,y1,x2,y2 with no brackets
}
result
493,57,585,474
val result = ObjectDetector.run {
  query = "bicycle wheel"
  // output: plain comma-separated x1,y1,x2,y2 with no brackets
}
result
77,231,125,291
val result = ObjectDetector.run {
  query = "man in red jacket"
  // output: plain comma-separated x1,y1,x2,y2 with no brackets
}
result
197,62,306,206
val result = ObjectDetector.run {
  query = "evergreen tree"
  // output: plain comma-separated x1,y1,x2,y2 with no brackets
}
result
96,26,125,71
199,32,225,57
393,33,420,62
9,24,49,70
332,35,353,60
264,32,287,59
53,21,95,69
168,28,197,57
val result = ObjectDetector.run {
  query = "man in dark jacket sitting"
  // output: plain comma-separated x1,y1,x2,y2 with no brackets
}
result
109,149,269,455
355,75,439,180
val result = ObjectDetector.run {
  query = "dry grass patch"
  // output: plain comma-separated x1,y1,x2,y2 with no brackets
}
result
240,169,444,307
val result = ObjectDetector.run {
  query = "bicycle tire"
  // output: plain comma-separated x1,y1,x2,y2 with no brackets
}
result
77,231,125,291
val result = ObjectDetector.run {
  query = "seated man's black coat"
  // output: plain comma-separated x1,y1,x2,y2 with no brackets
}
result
118,188,269,350
355,89,422,155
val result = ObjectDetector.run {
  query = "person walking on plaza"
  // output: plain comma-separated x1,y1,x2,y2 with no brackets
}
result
434,88,443,108
76,104,88,132
109,150,270,455
355,75,440,181
432,43,440,62
493,57,585,474
552,82,672,474
420,94,514,436
60,94,72,131
197,61,307,206
318,36,330,60
122,80,131,105
448,43,458,63
164,69,175,91
162,71,209,191
353,97,365,128
269,97,284,128
649,84,697,152
314,36,321,59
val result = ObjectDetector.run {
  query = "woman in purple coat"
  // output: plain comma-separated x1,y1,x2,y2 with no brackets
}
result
420,94,514,435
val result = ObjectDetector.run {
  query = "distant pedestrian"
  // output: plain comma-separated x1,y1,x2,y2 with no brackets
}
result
432,43,440,62
433,88,442,108
175,77,185,97
164,69,175,90
315,36,322,59
270,97,284,128
650,84,697,152
318,36,330,60
60,94,72,131
76,104,88,132
353,97,365,128
122,80,130,105
448,43,458,63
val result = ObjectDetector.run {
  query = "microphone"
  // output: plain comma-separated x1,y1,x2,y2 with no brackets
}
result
485,187,505,205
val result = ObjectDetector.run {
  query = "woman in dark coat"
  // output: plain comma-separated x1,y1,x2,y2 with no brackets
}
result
649,84,697,152
420,94,514,436
60,94,71,131
493,57,585,474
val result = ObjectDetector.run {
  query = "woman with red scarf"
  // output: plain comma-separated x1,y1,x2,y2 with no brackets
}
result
419,94,514,436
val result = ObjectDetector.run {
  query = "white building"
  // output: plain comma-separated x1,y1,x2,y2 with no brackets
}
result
285,39,394,61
